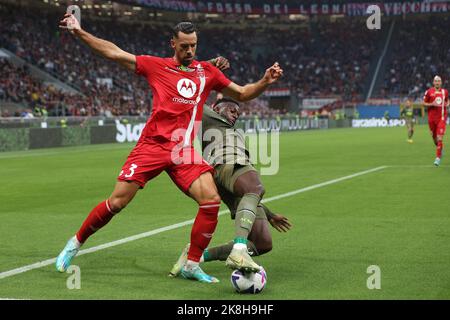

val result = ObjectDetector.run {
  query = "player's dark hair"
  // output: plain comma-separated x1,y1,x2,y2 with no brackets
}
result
213,98,240,108
172,22,197,38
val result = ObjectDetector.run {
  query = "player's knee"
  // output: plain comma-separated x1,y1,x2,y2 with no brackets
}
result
260,185,266,197
252,232,272,255
255,184,265,198
246,184,265,197
199,192,221,205
209,193,221,204
108,196,129,213
257,240,272,255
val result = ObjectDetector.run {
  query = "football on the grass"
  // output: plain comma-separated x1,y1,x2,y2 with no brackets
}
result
230,268,267,294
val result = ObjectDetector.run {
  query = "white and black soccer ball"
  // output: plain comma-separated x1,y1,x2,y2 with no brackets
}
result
230,268,267,294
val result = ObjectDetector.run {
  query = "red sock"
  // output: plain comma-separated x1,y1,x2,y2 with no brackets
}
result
188,202,220,262
76,200,115,243
437,140,443,158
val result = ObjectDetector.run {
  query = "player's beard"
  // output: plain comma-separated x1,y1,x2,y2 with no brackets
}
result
182,56,194,66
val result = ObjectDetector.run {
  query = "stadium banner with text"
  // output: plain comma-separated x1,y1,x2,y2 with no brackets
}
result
352,118,406,128
126,0,450,16
114,118,329,143
0,117,331,151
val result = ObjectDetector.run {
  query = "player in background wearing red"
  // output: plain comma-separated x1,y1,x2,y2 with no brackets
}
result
55,15,283,283
423,76,449,167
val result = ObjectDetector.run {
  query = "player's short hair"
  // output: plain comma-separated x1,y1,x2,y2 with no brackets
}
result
172,22,197,38
434,75,442,82
213,97,240,109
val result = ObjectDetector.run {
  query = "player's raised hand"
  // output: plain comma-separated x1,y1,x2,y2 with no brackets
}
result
269,214,292,232
263,62,283,84
215,56,230,71
59,13,81,34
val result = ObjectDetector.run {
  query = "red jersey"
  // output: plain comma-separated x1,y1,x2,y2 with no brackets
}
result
423,87,448,120
135,55,231,147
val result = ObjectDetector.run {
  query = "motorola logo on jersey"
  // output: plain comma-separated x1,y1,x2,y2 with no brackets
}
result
177,78,197,99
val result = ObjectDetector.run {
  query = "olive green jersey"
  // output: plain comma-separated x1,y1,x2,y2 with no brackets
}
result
201,106,251,166
401,107,414,119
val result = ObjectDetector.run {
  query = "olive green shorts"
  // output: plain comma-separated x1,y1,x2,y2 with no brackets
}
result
214,164,266,220
214,163,257,194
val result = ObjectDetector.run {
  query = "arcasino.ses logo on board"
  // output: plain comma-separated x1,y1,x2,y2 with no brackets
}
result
177,78,197,99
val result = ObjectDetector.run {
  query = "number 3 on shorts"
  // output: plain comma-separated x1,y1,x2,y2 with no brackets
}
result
124,163,138,178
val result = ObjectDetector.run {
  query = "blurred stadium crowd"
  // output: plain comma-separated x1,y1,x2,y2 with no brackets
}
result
379,18,450,98
1,2,449,118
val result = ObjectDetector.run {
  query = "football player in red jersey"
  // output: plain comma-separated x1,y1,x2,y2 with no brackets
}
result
423,76,449,166
55,15,283,283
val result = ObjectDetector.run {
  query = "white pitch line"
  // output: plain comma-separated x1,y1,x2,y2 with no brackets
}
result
0,166,387,280
262,166,387,203
386,164,450,168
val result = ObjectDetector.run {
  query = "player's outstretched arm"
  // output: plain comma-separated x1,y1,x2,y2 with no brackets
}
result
59,14,136,72
222,62,283,102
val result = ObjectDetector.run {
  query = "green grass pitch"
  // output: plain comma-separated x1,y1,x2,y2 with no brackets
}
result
0,125,449,299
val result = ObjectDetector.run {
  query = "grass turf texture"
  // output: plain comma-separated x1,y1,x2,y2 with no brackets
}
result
0,125,449,299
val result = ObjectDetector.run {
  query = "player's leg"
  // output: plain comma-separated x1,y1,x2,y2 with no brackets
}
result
77,181,140,243
167,153,221,283
188,171,222,262
429,119,438,146
56,142,166,272
202,204,270,262
248,208,273,255
232,170,265,244
181,172,221,283
55,181,140,272
436,134,444,164
434,120,446,166
201,188,261,263
407,120,414,142
406,121,410,140
197,164,265,271
224,166,265,272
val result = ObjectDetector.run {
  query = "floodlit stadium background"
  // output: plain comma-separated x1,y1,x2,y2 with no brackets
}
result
1,0,449,143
